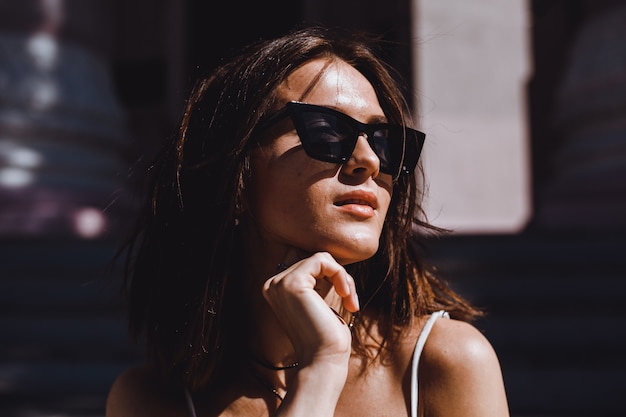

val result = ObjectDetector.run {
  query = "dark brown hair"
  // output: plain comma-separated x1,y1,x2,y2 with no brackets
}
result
120,25,481,392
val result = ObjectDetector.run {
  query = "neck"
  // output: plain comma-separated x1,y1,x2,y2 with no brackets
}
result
245,296,298,366
240,224,350,368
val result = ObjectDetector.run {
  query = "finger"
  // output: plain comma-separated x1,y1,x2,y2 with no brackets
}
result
313,253,360,313
345,273,359,313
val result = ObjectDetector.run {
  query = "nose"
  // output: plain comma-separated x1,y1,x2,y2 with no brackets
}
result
342,133,380,179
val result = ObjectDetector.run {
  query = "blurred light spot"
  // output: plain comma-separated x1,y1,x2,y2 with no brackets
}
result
27,33,58,70
0,168,33,188
2,145,42,168
73,207,106,239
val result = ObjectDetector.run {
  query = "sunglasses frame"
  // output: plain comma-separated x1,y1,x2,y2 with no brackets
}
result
257,101,426,179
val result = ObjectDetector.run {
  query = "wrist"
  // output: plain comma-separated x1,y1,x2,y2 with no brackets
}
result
279,361,348,416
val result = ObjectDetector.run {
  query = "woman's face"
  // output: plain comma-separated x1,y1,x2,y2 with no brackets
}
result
246,58,393,265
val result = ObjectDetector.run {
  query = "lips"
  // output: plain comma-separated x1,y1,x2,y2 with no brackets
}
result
333,190,378,210
336,199,373,207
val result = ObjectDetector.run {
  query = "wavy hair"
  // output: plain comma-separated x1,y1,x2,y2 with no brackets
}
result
120,25,481,392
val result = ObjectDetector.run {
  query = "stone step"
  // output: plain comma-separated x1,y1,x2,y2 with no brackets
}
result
0,238,139,417
1,234,624,417
0,361,133,417
481,314,626,358
422,235,623,276
422,232,626,417
0,315,140,361
0,277,123,314
503,367,626,416
0,238,123,270
0,361,131,396
448,272,626,315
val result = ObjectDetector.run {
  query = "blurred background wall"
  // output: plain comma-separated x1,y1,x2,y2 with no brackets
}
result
0,0,624,416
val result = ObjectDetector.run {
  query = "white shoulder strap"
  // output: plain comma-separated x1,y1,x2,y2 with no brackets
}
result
410,310,449,417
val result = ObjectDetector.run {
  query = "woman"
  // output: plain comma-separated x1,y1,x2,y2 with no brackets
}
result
106,26,509,416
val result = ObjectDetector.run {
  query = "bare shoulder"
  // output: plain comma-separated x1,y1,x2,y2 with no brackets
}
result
424,317,500,370
106,365,187,417
419,317,510,417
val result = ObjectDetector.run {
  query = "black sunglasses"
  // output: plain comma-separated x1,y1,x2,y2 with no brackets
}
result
257,101,425,179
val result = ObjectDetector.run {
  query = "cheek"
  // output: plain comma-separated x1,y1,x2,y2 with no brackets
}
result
248,157,308,221
380,192,392,219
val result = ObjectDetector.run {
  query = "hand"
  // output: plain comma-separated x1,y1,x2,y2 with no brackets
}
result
262,249,360,367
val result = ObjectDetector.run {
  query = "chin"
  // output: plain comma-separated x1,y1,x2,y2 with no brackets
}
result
328,243,379,266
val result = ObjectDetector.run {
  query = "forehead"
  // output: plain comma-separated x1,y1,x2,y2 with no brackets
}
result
275,58,382,115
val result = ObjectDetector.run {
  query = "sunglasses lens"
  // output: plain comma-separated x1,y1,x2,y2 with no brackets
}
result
299,112,356,163
373,127,424,175
401,130,423,174
369,129,394,174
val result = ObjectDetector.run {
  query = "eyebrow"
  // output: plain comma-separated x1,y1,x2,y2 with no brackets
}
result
367,114,389,125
